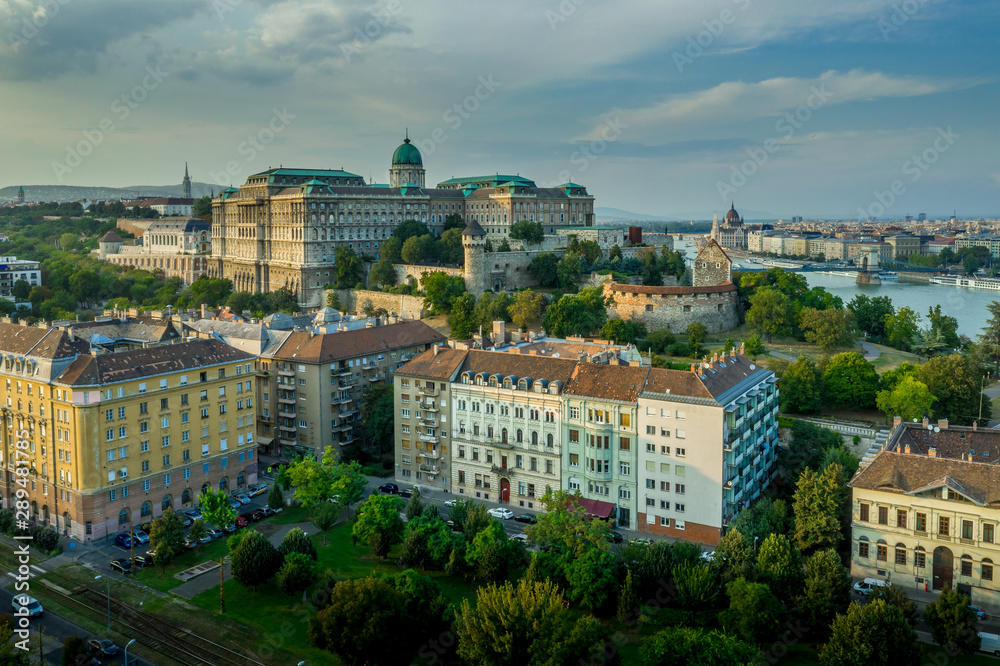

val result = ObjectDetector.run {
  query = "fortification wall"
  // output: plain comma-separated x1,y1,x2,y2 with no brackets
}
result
330,289,425,319
393,264,464,291
605,286,739,334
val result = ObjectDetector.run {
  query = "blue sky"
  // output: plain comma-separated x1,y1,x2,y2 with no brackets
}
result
0,0,997,219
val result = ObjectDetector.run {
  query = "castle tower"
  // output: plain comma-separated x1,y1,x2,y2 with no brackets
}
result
16,187,24,204
182,163,192,199
98,230,123,260
692,239,732,288
462,219,488,296
389,132,425,188
710,213,719,242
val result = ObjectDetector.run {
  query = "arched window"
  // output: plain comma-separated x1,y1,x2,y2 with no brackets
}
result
532,431,538,446
161,495,172,512
63,511,71,529
547,433,554,447
201,483,210,495
473,424,480,436
237,472,246,487
181,489,192,504
487,426,494,438
501,428,508,443
141,502,151,517
517,429,523,443
459,421,466,434
119,509,129,525
219,477,228,491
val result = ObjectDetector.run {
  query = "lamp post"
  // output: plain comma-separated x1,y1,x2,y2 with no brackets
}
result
298,661,312,666
94,575,111,633
124,639,136,666
754,535,759,557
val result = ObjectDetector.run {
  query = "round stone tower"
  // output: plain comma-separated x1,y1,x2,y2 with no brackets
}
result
462,219,488,295
98,230,123,259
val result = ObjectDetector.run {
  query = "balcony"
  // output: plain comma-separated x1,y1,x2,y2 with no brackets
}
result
420,417,437,427
278,408,296,417
420,386,439,396
420,449,440,460
420,434,440,444
333,395,353,405
332,423,353,433
752,453,762,467
419,465,440,476
491,464,514,476
278,437,296,447
277,395,296,405
277,368,295,377
335,368,352,377
422,403,439,412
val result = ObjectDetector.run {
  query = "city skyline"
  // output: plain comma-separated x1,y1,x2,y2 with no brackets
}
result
1,0,998,218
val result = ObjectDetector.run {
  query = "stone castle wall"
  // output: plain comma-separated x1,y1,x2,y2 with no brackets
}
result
393,264,465,291
330,288,425,319
604,285,739,334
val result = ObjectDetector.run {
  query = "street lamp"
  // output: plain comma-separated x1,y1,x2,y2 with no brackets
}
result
94,575,111,633
124,639,136,666
754,535,759,556
298,661,312,666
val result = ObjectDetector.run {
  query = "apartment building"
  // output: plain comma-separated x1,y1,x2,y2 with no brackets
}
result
637,354,778,545
450,352,575,509
258,319,445,458
562,363,649,529
850,419,1000,605
0,329,259,542
0,256,40,296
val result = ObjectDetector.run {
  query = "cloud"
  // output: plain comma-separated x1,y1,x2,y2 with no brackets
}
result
0,0,208,80
583,69,985,141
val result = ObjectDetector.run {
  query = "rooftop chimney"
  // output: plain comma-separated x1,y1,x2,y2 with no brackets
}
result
937,418,949,430
928,446,937,457
433,344,439,356
973,422,979,430
201,303,207,319
893,415,902,429
904,444,911,454
922,416,930,429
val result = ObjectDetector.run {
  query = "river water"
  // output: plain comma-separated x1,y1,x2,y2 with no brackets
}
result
675,240,993,337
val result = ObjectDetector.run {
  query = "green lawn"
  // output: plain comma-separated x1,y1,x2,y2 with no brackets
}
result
133,537,231,592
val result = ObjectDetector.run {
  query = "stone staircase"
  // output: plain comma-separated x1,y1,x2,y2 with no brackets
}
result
858,429,891,471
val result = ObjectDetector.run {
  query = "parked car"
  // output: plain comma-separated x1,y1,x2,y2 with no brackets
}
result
183,538,198,550
853,578,888,596
700,551,715,563
326,495,342,504
235,516,249,529
144,549,156,564
114,533,133,549
511,533,529,543
235,494,252,506
514,513,537,524
260,506,276,517
378,483,399,494
11,595,42,617
222,523,236,533
488,507,514,520
446,520,461,532
184,509,202,521
444,499,457,507
109,559,132,574
250,508,267,521
604,531,624,544
206,527,224,539
399,488,413,499
130,529,149,545
197,533,213,544
138,522,153,534
228,498,242,510
979,631,1000,657
130,556,150,569
970,606,988,620
179,515,193,527
248,483,267,496
629,538,653,547
240,512,260,524
88,638,118,657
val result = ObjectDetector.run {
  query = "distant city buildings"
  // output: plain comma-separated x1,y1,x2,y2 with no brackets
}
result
0,256,40,296
99,218,211,284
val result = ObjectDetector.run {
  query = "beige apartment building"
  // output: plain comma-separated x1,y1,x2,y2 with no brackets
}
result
257,319,444,459
850,419,1000,605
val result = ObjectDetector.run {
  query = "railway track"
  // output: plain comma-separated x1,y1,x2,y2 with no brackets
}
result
43,571,266,666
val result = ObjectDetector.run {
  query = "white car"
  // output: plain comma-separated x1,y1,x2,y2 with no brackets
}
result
511,533,529,543
444,499,457,507
12,595,42,617
488,507,514,520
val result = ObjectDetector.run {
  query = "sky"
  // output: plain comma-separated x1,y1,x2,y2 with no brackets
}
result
0,0,997,219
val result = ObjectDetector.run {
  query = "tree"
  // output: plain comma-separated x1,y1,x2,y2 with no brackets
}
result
509,219,544,245
924,587,981,655
875,375,935,423
380,235,403,263
528,253,560,287
368,258,397,289
525,490,609,560
980,301,1000,375
798,548,851,632
276,551,316,607
405,489,424,521
556,251,583,290
11,279,30,300
509,289,544,331
542,287,607,338
401,234,438,264
868,583,919,628
714,528,756,584
287,455,334,514
497,239,511,252
392,219,430,242
820,599,920,666
456,578,609,666
799,307,855,353
671,560,719,609
333,245,363,289
686,322,707,356
193,196,213,220
149,510,185,572
279,527,318,562
312,501,339,546
743,333,766,360
188,518,207,541
608,244,623,262
884,306,920,351
756,533,803,595
926,304,961,349
640,627,759,666
780,356,823,414
199,486,237,531
848,294,894,340
447,499,493,539
448,292,479,339
719,578,785,646
438,227,465,265
352,494,405,559
359,383,394,454
443,213,465,231
421,271,465,314
565,548,619,612
267,482,286,510
746,287,791,341
793,465,847,554
822,352,879,409
231,529,282,591
919,353,990,425
600,319,647,344
329,459,367,517
617,570,638,624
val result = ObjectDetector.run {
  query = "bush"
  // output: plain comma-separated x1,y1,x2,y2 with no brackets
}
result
0,508,13,533
665,342,693,357
61,636,86,665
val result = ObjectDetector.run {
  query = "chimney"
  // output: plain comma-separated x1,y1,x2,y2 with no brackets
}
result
201,303,207,319
928,446,937,457
433,344,439,356
493,320,505,343
938,418,949,430
690,363,696,373
904,444,911,454
973,422,979,430
893,415,902,429
922,415,929,429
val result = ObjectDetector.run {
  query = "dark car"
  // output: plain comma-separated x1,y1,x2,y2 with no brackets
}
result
138,522,153,534
240,511,261,524
378,483,399,494
399,488,413,499
88,638,118,657
179,515,193,527
446,520,461,533
183,538,198,549
604,531,624,544
113,533,132,549
260,506,276,517
235,516,249,528
250,508,267,521
514,513,537,524
130,555,150,569
144,549,156,564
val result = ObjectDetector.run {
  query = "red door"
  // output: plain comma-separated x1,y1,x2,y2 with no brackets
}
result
500,479,510,504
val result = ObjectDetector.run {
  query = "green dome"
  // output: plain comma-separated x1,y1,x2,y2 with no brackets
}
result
392,138,422,166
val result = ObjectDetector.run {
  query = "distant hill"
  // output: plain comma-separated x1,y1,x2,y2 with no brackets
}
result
597,205,780,223
0,182,219,204
596,207,677,222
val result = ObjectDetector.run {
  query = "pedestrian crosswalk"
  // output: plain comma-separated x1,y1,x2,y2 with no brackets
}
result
5,563,46,581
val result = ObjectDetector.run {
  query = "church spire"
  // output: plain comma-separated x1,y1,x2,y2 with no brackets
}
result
182,162,192,199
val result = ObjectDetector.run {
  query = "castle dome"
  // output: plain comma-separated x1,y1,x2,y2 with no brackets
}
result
391,138,422,166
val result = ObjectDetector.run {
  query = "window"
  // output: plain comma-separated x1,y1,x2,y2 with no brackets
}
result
859,503,870,522
160,398,169,410
164,473,171,486
985,524,995,543
646,425,655,435
118,407,126,419
876,506,888,525
139,382,147,394
984,563,994,581
569,453,579,467
675,448,685,457
675,484,685,494
915,550,925,568
619,462,630,475
161,416,169,428
143,480,150,492
675,503,685,513
619,437,630,451
916,512,926,532
645,479,654,489
939,516,950,537
895,547,906,565
660,500,670,509
675,430,686,439
163,454,170,467
675,465,685,476
859,541,869,558
896,509,907,528
877,544,887,561
140,421,149,434
962,520,974,540
141,460,149,473
962,558,973,577
619,413,630,427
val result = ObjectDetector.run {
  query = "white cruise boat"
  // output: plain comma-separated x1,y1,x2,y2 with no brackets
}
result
930,275,1000,291
878,271,898,280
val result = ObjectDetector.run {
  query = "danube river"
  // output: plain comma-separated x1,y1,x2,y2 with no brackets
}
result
674,239,992,336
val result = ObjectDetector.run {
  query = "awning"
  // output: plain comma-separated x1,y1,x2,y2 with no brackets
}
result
574,497,616,520
255,436,274,446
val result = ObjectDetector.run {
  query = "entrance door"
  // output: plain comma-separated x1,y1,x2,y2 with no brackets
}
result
933,546,954,590
501,455,508,470
500,479,510,504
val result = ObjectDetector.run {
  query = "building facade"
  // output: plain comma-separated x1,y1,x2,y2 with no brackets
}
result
0,256,40,296
850,419,1000,605
0,330,259,542
102,219,211,284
